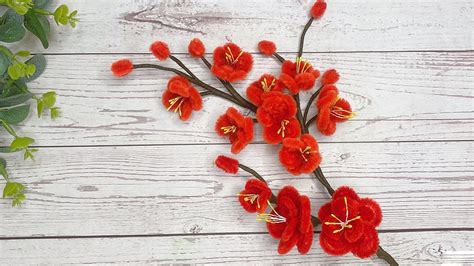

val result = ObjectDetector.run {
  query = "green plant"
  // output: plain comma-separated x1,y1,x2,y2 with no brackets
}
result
0,0,76,206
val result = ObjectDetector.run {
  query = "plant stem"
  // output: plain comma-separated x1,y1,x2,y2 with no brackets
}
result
169,55,197,79
305,114,317,129
201,57,257,112
303,86,323,124
273,53,285,63
293,94,307,134
298,18,314,58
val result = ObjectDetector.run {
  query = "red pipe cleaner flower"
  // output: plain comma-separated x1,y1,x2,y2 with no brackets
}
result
215,107,254,154
258,40,277,56
246,74,284,106
310,0,327,19
162,76,202,121
238,179,272,213
321,69,340,85
256,91,301,144
279,134,322,175
318,186,382,258
279,59,320,94
150,41,170,61
211,43,253,82
316,85,355,135
111,59,133,77
188,38,206,58
215,155,239,174
261,186,313,254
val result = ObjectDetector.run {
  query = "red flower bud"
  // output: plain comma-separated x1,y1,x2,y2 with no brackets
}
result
111,59,133,77
188,38,206,58
215,155,239,174
150,41,170,61
321,69,340,85
310,0,327,19
258,40,276,56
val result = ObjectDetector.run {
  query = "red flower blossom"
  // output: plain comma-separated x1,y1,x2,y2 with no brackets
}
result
215,155,239,174
258,40,277,56
256,91,301,144
318,186,382,258
188,38,205,58
310,0,327,19
150,41,170,61
162,76,202,121
279,59,320,94
211,43,253,82
279,134,321,175
262,186,313,254
321,69,340,85
238,179,272,213
316,85,355,135
111,59,133,77
215,107,254,154
246,74,284,106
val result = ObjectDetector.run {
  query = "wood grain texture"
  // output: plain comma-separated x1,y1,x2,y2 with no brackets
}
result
8,51,473,147
0,141,471,237
1,231,473,264
10,0,473,53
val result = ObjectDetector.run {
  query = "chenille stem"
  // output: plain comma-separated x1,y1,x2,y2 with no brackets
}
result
133,64,244,108
303,86,323,124
169,55,198,79
273,52,285,63
298,18,314,58
293,94,307,134
201,57,257,112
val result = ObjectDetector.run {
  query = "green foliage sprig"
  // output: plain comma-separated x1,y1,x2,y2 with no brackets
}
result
0,0,77,206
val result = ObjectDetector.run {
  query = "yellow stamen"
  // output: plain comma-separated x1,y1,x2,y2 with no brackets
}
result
221,125,237,134
261,78,276,92
277,120,290,138
167,96,185,117
331,106,356,119
256,200,286,224
323,197,361,234
295,57,312,74
299,146,317,162
237,193,260,209
225,47,244,65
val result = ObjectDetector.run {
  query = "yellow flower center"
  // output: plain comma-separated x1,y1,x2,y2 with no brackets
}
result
221,125,237,134
167,96,185,117
324,197,361,234
277,120,290,138
225,47,244,65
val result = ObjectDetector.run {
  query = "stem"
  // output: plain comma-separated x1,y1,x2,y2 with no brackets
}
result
294,94,307,134
273,53,285,63
298,18,314,58
305,114,317,129
199,91,212,97
377,246,399,266
33,8,52,16
201,57,257,112
303,86,323,124
169,55,197,79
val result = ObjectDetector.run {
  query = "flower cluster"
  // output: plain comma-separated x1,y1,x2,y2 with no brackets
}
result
110,0,397,263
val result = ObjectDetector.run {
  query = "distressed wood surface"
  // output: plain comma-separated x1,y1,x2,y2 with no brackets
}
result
1,231,473,264
11,0,474,53
1,0,473,264
0,141,472,237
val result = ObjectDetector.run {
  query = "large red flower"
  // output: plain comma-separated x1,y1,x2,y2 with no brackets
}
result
162,76,202,121
263,186,313,254
316,85,355,135
215,107,254,154
279,59,320,94
256,91,301,144
246,74,284,106
238,179,272,213
211,43,253,82
279,134,321,175
318,186,382,258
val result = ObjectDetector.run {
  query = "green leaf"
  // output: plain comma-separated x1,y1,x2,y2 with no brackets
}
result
36,99,44,117
53,4,69,25
42,91,56,108
22,54,46,82
10,136,34,151
23,148,36,160
0,104,31,124
0,93,33,108
0,157,8,179
7,64,22,80
0,147,15,153
0,15,26,43
33,0,50,8
16,50,31,57
26,63,36,76
24,9,49,49
3,182,25,198
6,0,33,15
50,106,60,119
0,52,9,77
12,193,25,207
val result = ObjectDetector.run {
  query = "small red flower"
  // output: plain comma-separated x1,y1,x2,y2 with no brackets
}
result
262,186,313,254
215,155,239,174
211,43,253,82
279,134,322,175
188,38,206,58
256,91,301,144
279,59,320,94
321,69,340,85
215,107,254,154
310,0,327,19
316,85,355,135
162,76,202,121
111,59,133,77
150,41,170,61
318,186,382,258
246,74,284,106
238,179,272,213
258,40,277,56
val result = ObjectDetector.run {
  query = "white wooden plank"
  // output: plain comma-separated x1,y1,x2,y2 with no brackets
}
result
9,52,473,147
1,231,472,264
11,0,473,53
0,142,471,237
